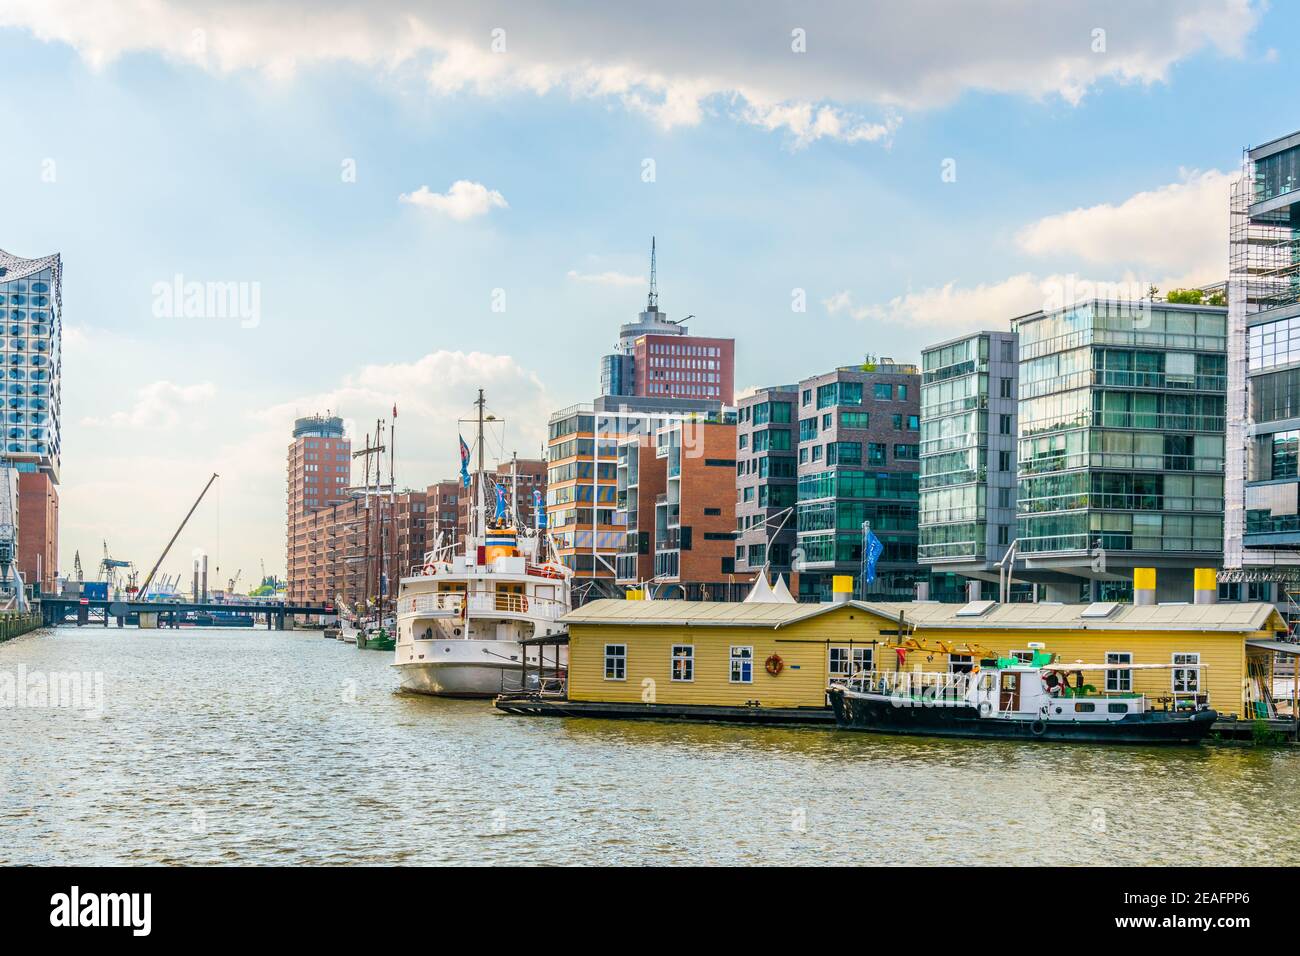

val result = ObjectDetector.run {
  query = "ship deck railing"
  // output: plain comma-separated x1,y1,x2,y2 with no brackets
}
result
834,669,976,704
396,591,568,620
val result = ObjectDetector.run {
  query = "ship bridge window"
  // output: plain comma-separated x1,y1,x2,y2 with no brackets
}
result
1076,702,1096,713
1107,702,1129,714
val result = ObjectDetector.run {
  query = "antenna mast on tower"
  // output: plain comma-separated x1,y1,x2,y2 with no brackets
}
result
647,236,658,312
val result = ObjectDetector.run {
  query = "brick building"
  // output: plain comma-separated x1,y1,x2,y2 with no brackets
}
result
614,417,743,601
17,471,57,593
285,414,351,605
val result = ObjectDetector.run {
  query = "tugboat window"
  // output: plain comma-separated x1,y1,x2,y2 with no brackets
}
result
671,645,694,682
1105,651,1132,692
1108,703,1129,714
1076,702,1096,713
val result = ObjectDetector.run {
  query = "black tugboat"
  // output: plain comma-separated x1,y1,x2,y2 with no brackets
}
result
827,651,1217,745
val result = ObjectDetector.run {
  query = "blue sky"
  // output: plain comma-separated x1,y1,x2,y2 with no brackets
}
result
0,0,1292,583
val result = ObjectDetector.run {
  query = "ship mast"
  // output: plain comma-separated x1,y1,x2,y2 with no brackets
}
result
475,388,486,541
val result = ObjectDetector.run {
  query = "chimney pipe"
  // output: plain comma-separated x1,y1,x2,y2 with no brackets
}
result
192,559,200,603
831,574,853,605
1194,568,1218,605
201,554,209,603
1134,568,1156,607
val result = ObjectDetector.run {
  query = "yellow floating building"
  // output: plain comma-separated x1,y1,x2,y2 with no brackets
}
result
533,595,1290,725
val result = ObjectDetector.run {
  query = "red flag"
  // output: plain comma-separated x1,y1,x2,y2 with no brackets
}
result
392,403,398,419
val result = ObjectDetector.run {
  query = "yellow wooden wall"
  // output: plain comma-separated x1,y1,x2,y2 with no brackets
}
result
915,627,1250,718
567,604,1268,716
568,605,890,708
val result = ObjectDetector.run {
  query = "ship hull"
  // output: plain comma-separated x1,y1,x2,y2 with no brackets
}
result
828,689,1217,745
393,659,522,698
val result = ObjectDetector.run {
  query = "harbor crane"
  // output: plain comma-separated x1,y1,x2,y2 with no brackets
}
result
99,540,133,592
138,472,219,600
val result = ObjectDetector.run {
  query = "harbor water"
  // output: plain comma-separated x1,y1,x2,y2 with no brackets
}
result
3,626,1298,866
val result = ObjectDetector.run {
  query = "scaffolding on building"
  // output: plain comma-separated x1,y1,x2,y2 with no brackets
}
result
1225,145,1300,573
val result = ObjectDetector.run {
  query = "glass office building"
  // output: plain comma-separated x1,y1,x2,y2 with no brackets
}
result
1013,299,1227,602
0,249,60,479
1225,130,1300,583
918,331,1019,596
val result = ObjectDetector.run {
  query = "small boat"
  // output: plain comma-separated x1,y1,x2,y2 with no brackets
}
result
827,649,1217,745
357,617,395,652
338,620,360,644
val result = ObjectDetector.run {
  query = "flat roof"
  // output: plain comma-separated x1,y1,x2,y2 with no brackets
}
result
562,599,1285,634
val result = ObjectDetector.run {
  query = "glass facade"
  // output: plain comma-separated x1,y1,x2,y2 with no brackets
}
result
917,332,1018,577
1013,301,1226,559
0,252,61,477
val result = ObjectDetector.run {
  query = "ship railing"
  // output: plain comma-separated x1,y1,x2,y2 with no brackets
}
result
396,591,568,620
837,669,975,703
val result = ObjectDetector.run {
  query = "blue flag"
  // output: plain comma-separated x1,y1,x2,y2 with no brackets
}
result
458,435,471,488
494,484,507,520
865,530,884,584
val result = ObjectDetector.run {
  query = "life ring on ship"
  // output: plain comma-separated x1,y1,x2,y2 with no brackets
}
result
978,701,993,718
765,653,784,676
422,563,436,576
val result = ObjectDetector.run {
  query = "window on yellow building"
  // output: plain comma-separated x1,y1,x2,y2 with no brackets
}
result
730,646,753,683
604,644,626,681
1106,651,1132,692
1172,652,1200,693
671,645,694,682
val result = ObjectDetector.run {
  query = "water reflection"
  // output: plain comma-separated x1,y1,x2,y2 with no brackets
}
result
0,627,1295,865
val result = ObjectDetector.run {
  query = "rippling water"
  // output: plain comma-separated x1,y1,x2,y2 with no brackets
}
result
2,626,1297,865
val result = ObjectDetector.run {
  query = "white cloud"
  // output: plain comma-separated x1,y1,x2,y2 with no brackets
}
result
1017,168,1232,282
0,1,1259,145
399,180,508,221
566,268,644,287
831,166,1236,333
84,380,217,429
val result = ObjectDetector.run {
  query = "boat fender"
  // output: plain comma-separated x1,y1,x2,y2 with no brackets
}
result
978,701,993,718
765,653,784,677
1030,719,1047,736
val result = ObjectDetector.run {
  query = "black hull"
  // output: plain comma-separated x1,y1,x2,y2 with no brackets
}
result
828,689,1217,745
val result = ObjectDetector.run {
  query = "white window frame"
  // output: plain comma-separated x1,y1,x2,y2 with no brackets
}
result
829,646,852,677
948,654,974,674
1106,651,1132,693
729,645,753,684
1172,652,1200,693
852,647,873,675
671,644,694,682
1010,649,1034,664
603,644,626,681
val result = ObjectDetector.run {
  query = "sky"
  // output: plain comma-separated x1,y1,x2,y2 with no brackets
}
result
0,0,1292,587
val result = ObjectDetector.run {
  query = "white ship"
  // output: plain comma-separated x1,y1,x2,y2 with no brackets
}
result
393,390,572,698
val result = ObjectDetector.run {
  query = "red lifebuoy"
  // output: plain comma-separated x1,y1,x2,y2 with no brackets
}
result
765,653,784,676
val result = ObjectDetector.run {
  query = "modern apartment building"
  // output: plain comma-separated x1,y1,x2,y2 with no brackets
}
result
426,478,463,551
613,418,742,600
793,362,923,602
918,332,1019,597
285,414,351,604
547,395,724,596
295,488,428,609
598,239,734,404
1225,129,1300,598
0,248,61,593
734,386,798,584
1013,299,1228,602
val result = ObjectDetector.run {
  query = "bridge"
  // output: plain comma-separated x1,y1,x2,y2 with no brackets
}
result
39,597,337,630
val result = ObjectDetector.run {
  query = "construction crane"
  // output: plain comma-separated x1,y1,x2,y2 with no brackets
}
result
227,569,241,594
138,472,219,600
73,550,83,582
100,540,132,592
